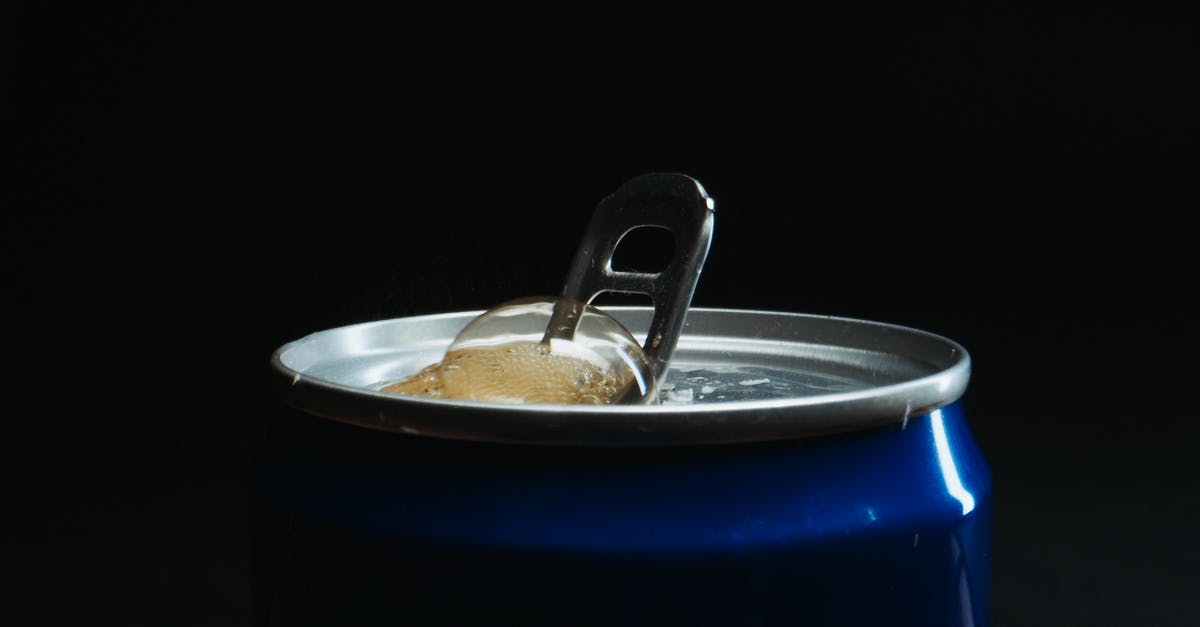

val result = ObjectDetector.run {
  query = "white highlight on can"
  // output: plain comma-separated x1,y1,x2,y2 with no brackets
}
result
665,388,694,402
931,408,976,516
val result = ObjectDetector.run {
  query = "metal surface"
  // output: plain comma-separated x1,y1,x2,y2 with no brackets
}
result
270,307,970,445
254,400,991,626
260,307,988,625
544,172,715,400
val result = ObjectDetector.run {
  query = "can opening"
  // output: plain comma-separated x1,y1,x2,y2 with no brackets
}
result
374,173,716,406
271,307,970,446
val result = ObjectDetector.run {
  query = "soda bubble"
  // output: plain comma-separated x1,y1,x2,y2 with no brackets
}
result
382,297,654,404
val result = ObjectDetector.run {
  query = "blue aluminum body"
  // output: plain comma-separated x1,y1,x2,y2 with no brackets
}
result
251,400,991,626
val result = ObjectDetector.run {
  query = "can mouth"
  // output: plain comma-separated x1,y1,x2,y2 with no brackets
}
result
269,307,970,446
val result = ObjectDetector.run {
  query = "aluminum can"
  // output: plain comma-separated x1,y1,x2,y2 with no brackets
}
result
256,307,989,626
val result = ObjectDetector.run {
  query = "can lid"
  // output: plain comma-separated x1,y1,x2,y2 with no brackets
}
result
270,307,970,446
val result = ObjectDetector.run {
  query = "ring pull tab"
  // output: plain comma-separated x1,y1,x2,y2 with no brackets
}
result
543,173,715,400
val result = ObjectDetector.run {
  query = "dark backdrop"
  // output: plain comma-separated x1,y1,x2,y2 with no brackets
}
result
10,2,1197,625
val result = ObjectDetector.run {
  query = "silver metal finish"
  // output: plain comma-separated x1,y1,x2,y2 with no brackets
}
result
543,173,714,402
270,307,971,446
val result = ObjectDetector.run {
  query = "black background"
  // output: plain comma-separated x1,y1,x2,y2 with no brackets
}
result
9,2,1198,625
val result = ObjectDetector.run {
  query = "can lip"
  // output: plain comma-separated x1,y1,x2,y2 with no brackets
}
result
269,307,970,446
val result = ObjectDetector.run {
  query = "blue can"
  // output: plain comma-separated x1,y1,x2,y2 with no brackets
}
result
258,307,989,626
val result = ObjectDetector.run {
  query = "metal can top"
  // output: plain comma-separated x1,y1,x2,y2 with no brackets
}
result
270,307,970,446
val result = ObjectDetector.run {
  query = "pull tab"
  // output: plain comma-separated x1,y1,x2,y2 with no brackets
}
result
543,173,715,393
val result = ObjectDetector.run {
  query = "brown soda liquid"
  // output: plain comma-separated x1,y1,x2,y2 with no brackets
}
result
382,341,633,404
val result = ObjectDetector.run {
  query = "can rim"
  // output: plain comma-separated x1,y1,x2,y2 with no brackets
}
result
269,307,970,446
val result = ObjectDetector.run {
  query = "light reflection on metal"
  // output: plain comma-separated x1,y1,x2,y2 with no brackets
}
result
931,409,976,515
